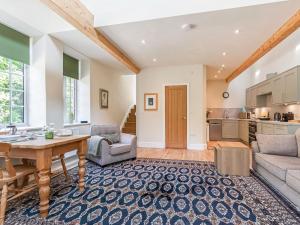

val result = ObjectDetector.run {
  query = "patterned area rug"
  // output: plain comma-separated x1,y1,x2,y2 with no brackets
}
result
5,159,300,225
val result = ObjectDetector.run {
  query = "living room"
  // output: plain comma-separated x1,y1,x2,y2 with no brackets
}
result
0,0,300,224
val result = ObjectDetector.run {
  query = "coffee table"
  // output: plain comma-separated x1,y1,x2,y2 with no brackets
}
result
214,142,250,176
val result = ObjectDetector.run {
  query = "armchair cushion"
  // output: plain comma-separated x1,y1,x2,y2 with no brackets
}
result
256,134,298,157
110,143,131,155
101,133,120,144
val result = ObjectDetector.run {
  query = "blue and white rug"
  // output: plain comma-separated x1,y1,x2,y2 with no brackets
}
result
5,159,300,224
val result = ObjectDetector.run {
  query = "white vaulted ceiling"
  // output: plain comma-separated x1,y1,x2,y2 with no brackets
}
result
0,0,299,79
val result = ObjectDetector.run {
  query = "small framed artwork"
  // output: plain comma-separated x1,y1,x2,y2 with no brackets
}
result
144,93,158,111
100,89,109,108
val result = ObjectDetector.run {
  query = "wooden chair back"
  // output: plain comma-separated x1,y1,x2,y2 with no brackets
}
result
0,143,16,178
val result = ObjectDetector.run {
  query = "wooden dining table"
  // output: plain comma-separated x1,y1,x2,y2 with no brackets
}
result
9,135,90,217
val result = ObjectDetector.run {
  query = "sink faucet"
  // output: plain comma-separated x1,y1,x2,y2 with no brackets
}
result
224,109,229,119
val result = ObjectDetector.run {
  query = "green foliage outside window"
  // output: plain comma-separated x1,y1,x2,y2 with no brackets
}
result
0,56,25,125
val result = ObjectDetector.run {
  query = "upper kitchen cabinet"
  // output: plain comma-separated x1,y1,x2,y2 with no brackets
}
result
246,87,257,108
272,75,284,104
272,66,300,105
282,66,299,103
257,80,272,95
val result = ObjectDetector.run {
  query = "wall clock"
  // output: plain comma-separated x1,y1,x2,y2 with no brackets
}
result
222,91,229,99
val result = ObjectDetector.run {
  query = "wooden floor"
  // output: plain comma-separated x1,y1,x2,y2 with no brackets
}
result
137,142,218,162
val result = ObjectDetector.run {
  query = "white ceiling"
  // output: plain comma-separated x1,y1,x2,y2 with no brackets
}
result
0,0,299,79
98,0,300,79
81,0,286,26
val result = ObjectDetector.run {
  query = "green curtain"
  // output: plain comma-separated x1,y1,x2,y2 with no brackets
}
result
0,23,30,64
63,53,79,80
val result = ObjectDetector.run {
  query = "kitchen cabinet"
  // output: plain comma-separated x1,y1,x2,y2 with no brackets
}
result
282,67,299,103
257,80,272,95
246,87,257,108
222,120,239,139
272,76,283,104
238,120,249,143
261,124,274,134
274,125,288,135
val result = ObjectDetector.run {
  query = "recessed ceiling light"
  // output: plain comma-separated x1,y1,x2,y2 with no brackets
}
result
221,64,225,68
153,58,157,62
214,75,218,78
217,70,221,74
234,29,240,34
222,52,227,56
141,39,146,45
181,24,196,31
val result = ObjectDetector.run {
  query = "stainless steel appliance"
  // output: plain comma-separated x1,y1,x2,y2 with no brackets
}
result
249,121,257,144
274,112,281,121
287,112,294,121
282,113,288,122
209,119,222,141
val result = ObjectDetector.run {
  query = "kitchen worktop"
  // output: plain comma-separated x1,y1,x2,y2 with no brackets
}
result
207,118,300,125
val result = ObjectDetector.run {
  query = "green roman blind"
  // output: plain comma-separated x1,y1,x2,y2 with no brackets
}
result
63,53,79,80
0,23,30,64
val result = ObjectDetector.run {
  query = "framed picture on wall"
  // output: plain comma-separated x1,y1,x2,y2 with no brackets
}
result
144,93,158,111
100,89,109,108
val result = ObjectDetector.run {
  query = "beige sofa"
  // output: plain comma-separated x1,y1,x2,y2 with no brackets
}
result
252,131,300,210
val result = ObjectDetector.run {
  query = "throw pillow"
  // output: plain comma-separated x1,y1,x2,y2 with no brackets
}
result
256,134,298,157
295,128,300,157
102,133,120,144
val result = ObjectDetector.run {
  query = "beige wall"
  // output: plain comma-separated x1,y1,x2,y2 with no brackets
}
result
207,72,250,109
90,60,136,126
137,64,207,150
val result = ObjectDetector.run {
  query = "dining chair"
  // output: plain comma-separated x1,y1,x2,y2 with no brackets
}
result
0,143,38,225
51,154,69,181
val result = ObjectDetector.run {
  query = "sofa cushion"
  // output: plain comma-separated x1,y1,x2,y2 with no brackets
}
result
110,143,131,155
286,170,300,194
255,153,300,181
295,128,300,157
256,134,298,157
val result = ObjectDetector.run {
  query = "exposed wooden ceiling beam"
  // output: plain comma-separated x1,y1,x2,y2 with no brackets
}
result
41,0,141,74
226,9,300,83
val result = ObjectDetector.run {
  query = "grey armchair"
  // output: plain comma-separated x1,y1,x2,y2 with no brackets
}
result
86,125,137,166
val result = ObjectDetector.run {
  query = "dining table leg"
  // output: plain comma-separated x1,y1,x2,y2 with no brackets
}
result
77,140,87,191
36,148,52,218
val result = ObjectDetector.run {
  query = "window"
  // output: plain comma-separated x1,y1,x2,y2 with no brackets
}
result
0,56,26,125
64,76,77,124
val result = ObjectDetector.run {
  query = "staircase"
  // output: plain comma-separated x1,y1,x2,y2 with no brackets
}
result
122,105,136,135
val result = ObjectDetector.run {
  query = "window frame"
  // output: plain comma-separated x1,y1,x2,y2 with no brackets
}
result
63,76,78,124
0,57,28,126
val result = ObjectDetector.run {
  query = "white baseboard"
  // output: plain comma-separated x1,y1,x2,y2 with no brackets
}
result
187,143,207,151
138,142,165,149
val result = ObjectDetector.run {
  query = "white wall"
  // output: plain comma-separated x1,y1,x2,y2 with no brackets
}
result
90,60,136,126
137,64,207,150
247,29,300,85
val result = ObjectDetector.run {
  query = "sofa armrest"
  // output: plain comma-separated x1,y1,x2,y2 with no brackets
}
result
120,133,136,145
251,141,260,153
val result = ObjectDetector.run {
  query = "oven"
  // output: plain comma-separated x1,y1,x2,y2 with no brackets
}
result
249,121,257,144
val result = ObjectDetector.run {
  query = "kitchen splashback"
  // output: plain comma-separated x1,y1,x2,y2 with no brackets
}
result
207,108,241,118
255,104,300,120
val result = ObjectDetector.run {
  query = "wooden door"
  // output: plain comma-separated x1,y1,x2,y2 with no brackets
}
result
165,85,187,149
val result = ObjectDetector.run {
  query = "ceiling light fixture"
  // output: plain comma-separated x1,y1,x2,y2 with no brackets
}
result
234,29,240,34
221,64,225,68
141,39,146,45
181,24,196,31
153,58,157,62
214,75,218,78
217,70,221,74
222,52,227,56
